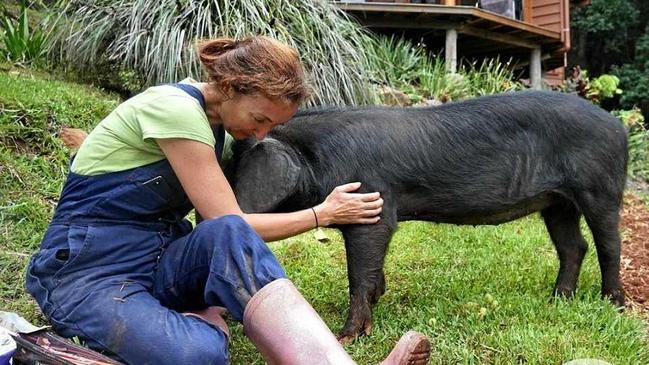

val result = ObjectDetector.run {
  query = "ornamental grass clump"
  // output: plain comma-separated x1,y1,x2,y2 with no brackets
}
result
464,57,521,97
362,35,429,89
45,0,376,106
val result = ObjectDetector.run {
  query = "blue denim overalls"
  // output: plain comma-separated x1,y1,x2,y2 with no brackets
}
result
26,85,286,365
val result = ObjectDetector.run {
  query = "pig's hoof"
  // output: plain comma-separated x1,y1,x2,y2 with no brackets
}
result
337,334,357,345
602,288,625,310
337,321,372,344
551,286,575,300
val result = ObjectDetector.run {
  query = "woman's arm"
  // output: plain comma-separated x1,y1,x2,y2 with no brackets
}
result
157,138,382,242
244,182,382,241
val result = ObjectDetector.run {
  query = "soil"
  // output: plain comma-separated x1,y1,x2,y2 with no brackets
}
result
620,193,649,314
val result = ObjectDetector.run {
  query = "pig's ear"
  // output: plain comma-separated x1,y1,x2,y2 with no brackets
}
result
234,140,300,212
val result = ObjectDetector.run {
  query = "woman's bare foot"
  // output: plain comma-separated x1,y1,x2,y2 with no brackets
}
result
379,331,431,365
59,127,88,149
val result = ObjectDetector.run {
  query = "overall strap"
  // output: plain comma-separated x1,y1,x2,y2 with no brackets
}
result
169,83,226,163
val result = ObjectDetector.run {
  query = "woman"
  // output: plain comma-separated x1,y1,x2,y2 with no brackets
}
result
27,36,430,364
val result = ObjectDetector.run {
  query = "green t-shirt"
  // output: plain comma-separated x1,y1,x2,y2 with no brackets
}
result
71,83,216,175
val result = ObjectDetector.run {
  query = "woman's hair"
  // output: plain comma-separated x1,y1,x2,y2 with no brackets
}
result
198,36,311,104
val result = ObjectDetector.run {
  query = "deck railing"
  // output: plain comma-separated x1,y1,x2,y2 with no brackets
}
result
346,1,526,21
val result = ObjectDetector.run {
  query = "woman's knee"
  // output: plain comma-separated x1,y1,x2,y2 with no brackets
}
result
192,214,286,281
192,215,268,256
194,215,257,245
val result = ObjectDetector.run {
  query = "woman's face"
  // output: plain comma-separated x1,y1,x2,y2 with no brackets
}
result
218,93,298,141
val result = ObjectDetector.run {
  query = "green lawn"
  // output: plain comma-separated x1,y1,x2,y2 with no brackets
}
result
1,68,648,364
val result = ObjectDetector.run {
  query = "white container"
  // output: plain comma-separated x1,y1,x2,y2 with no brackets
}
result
0,328,15,365
0,311,50,365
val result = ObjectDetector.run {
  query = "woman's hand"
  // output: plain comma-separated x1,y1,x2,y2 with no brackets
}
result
313,182,383,226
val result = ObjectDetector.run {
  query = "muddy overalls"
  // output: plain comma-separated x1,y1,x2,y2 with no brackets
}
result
26,85,286,364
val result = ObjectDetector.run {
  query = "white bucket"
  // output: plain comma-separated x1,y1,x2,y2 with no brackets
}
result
0,327,15,365
0,311,49,365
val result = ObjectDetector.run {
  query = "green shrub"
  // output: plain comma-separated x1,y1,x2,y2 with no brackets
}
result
571,0,640,69
613,108,649,180
613,24,649,111
587,74,622,103
570,0,649,116
364,35,521,104
0,2,48,65
563,68,622,105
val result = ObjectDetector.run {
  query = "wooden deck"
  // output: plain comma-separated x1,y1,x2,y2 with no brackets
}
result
333,2,569,83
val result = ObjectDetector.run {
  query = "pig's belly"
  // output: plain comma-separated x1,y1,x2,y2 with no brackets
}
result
396,190,562,225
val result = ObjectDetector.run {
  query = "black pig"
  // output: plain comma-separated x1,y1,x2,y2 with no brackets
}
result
228,90,628,343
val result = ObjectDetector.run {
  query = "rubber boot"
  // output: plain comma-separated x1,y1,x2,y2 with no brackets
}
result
243,278,430,365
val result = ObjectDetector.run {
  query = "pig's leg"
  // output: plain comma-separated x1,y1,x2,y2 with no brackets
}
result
337,206,396,344
578,192,625,307
542,202,588,299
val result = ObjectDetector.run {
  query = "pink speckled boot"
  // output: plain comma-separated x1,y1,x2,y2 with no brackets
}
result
243,279,430,365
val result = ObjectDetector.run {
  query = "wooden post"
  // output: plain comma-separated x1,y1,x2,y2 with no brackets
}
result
530,47,542,89
523,0,533,23
445,28,458,73
444,0,456,5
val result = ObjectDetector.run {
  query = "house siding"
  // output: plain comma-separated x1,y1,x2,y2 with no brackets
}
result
531,0,563,32
531,0,569,46
530,0,569,86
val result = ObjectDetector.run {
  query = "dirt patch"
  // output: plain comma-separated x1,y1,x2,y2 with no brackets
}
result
0,136,31,154
620,193,649,314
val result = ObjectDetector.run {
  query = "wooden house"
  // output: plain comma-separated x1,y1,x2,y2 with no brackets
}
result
334,0,588,88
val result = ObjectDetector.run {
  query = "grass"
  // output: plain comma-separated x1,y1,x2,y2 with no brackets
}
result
228,221,649,364
1,67,648,364
0,65,119,321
